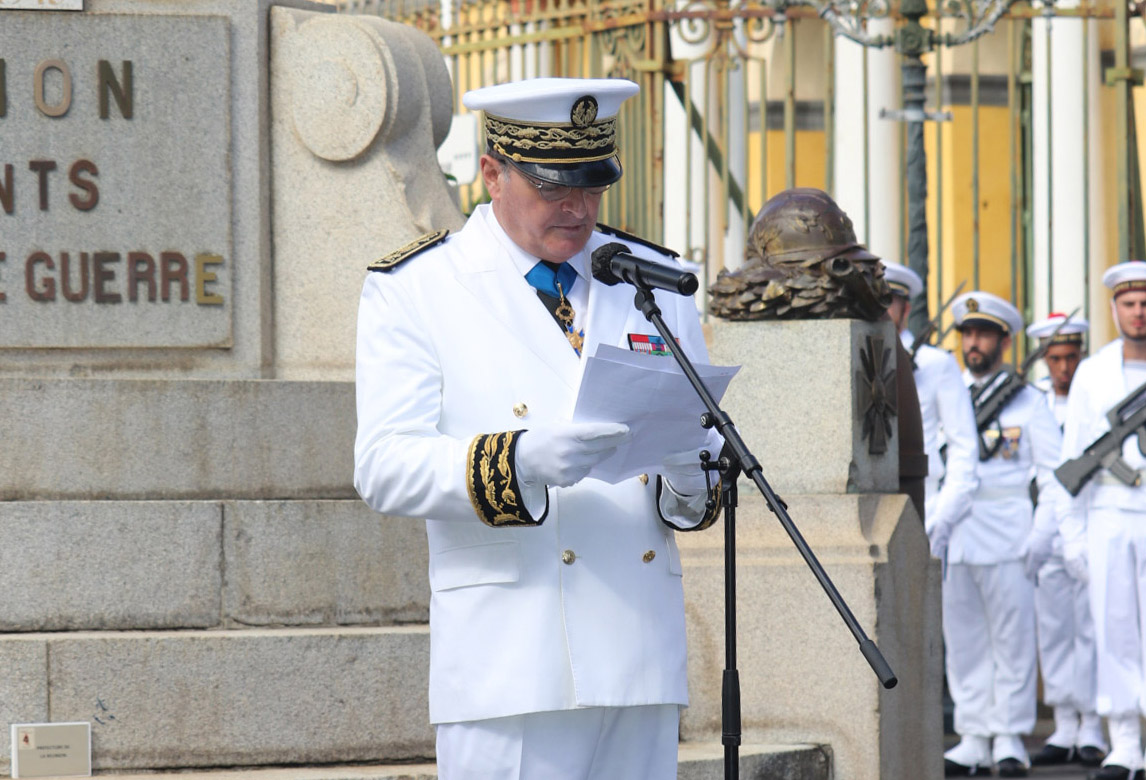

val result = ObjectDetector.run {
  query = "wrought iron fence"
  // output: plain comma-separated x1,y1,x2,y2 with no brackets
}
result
339,0,1142,344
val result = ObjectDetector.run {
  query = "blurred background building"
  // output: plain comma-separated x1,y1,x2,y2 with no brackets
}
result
334,0,1146,358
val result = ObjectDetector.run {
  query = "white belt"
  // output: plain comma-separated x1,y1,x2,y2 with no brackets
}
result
974,486,1025,502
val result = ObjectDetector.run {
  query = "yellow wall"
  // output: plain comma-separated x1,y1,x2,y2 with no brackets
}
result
929,104,1018,349
745,129,828,216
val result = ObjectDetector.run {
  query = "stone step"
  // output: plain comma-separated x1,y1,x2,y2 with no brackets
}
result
0,626,831,779
0,500,427,632
1,627,433,774
0,378,356,501
23,743,829,779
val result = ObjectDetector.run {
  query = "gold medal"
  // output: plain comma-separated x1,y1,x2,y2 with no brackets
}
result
555,282,575,328
555,281,583,354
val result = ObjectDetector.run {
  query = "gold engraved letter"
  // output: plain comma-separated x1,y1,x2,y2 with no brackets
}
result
34,59,72,118
195,254,224,305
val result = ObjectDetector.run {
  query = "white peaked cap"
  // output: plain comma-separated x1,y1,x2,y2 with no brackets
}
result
952,290,1024,336
1026,312,1089,344
882,263,923,299
462,78,640,187
462,78,639,124
1102,261,1146,297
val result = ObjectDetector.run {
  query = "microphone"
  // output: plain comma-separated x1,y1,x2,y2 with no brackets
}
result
591,242,699,296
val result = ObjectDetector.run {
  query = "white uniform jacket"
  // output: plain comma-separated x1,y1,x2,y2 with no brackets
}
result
354,205,717,725
901,332,979,534
952,374,1065,564
1060,340,1146,529
1033,377,1071,555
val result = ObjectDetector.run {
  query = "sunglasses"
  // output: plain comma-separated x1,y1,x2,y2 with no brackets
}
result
505,161,611,202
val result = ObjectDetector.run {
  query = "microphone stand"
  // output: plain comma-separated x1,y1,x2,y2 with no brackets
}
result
626,284,898,780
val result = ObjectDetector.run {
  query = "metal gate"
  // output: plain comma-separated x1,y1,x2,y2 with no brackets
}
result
339,0,1143,345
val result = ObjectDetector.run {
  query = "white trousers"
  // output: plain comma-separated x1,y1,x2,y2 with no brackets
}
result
943,560,1037,737
1035,554,1098,711
1089,507,1146,717
434,705,680,780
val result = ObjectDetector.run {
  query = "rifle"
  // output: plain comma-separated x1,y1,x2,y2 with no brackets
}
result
1054,380,1146,496
970,307,1081,461
910,280,967,364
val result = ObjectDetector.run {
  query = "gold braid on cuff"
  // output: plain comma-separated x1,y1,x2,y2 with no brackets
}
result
466,431,545,527
655,476,723,532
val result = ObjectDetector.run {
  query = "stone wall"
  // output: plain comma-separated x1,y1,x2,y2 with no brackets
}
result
0,1,461,773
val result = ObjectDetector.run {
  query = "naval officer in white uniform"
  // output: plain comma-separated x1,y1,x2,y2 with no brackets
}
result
1059,262,1146,780
1025,313,1107,768
882,263,979,557
942,292,1068,778
354,78,722,780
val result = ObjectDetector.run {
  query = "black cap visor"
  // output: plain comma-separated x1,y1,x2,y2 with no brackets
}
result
503,155,623,189
956,315,1008,334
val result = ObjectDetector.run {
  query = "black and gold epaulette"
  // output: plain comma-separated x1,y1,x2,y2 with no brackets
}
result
596,223,679,258
367,229,449,272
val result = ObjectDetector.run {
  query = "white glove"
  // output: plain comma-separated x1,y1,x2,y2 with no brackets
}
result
515,422,630,488
660,449,710,496
1063,537,1089,583
1022,528,1056,581
926,519,951,561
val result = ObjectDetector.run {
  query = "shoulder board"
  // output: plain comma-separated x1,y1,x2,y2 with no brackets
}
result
367,229,449,272
596,223,678,258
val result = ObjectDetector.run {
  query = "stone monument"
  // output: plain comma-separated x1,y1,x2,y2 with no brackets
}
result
0,0,460,773
0,3,937,777
678,189,945,779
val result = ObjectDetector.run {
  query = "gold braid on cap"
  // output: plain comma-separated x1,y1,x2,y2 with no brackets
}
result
962,312,1011,333
486,113,618,164
466,430,547,527
1114,279,1146,295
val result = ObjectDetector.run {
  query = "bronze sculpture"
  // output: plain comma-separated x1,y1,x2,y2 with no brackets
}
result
708,187,891,321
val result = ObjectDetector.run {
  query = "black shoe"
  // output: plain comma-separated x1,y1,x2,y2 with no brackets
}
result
997,757,1029,777
944,758,987,776
1031,743,1076,765
1088,765,1141,780
1078,746,1108,767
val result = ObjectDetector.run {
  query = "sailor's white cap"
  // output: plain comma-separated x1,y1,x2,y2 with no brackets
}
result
882,263,923,299
952,291,1024,336
1026,312,1088,345
1102,261,1146,298
462,78,640,188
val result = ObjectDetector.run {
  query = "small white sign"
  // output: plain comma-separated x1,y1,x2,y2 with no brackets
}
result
0,0,84,9
10,722,91,778
437,113,480,186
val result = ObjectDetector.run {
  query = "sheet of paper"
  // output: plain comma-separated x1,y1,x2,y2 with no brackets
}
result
572,344,740,483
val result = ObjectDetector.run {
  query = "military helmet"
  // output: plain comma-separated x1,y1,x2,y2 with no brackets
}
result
749,187,878,265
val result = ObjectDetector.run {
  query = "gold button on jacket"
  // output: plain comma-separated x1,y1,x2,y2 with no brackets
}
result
512,403,528,418
561,549,576,564
642,550,656,563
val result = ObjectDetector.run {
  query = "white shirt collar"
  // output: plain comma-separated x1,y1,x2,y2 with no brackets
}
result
479,204,588,284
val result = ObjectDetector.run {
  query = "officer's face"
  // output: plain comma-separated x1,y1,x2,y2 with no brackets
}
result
960,324,1009,376
481,155,603,263
887,296,911,332
1112,290,1146,342
1043,343,1083,396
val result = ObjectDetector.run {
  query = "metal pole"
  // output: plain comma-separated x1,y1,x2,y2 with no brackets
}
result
1114,0,1131,263
971,40,981,290
785,17,797,189
1082,13,1091,320
898,0,933,334
825,23,836,196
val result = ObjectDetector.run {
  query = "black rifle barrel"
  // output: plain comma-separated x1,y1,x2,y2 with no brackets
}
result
1055,380,1146,496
